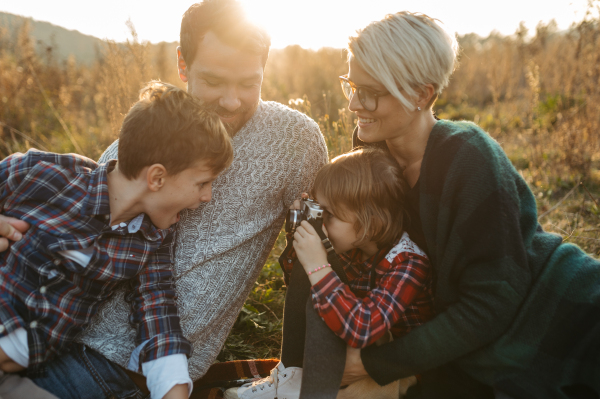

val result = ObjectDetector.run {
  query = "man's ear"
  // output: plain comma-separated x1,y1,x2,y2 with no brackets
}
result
146,164,168,192
177,46,188,83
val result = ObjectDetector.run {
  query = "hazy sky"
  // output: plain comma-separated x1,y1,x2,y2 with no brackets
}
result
1,0,595,48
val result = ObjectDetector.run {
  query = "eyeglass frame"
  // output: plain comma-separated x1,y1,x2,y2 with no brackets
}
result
338,75,391,112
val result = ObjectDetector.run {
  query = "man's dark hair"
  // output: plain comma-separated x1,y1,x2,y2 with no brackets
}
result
180,0,271,68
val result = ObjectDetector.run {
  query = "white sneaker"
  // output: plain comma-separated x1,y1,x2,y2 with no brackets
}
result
223,362,302,399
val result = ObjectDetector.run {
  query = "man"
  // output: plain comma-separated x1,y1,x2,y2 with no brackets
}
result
0,0,328,396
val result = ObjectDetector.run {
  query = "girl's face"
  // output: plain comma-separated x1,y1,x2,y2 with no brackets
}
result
316,192,378,258
347,56,416,144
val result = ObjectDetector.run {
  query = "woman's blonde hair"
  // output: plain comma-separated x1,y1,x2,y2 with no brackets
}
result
348,11,459,110
312,148,408,249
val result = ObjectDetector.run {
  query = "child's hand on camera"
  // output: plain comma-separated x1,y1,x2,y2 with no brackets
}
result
293,221,329,277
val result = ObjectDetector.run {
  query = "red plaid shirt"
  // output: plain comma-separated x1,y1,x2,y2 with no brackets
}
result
0,150,191,373
285,232,433,348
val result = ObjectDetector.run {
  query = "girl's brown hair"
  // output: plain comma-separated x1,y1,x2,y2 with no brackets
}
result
312,147,408,249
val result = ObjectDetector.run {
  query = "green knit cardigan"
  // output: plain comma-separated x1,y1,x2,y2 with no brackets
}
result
360,119,600,398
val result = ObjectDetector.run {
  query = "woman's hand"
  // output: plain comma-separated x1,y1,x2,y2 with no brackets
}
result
341,346,369,386
0,215,30,252
293,221,329,278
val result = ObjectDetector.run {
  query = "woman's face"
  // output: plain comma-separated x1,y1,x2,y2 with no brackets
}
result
347,56,415,144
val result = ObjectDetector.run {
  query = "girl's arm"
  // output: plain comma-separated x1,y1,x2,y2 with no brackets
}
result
310,252,430,348
293,221,431,348
292,220,333,285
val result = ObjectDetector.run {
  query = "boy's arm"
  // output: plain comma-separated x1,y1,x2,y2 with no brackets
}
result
125,230,192,398
310,252,431,349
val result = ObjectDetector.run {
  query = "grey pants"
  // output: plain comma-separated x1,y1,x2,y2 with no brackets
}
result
0,371,59,399
280,261,347,399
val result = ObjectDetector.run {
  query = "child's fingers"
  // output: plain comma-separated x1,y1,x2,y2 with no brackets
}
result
289,199,301,210
299,220,317,235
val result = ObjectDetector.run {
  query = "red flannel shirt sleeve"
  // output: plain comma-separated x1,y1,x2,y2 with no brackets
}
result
310,252,430,348
126,230,192,367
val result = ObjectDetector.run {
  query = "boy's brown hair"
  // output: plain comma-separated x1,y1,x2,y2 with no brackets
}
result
118,81,233,179
312,147,408,249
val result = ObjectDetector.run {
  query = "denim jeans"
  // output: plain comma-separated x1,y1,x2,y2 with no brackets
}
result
31,344,148,399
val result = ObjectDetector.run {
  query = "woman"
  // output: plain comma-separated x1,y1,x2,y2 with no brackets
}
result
337,11,600,399
229,11,600,399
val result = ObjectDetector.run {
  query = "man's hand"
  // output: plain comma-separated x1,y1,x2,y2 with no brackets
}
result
0,215,30,252
341,346,370,386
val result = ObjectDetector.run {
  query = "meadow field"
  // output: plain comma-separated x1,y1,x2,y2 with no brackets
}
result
1,12,599,361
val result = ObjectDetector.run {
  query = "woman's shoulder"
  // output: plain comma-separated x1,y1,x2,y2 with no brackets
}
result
424,119,513,175
429,119,501,155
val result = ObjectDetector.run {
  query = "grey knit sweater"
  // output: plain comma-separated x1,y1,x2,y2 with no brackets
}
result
77,100,328,380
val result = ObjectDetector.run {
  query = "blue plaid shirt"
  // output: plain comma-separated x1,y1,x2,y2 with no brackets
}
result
0,150,191,373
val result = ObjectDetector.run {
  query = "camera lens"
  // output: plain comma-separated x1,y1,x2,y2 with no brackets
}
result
286,209,301,232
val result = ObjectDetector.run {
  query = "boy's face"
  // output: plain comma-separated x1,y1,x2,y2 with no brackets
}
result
316,193,364,255
147,160,218,230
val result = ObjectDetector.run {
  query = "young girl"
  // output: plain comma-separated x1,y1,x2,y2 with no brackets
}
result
226,147,433,399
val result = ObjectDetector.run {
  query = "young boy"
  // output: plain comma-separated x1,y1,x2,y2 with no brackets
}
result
226,148,433,399
0,81,233,399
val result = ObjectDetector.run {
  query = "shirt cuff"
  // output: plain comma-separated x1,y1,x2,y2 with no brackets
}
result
129,341,192,399
310,271,345,306
142,354,192,399
0,327,29,367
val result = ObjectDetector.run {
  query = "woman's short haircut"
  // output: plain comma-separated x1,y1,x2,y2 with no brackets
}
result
348,11,459,110
180,0,271,68
312,147,408,249
118,81,233,180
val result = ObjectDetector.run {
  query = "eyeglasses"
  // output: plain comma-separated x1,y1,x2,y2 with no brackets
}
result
339,75,390,112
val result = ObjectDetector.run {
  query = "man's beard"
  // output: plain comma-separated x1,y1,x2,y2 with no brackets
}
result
201,100,258,136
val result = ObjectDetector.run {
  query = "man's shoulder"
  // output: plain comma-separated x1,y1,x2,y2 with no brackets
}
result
257,101,321,133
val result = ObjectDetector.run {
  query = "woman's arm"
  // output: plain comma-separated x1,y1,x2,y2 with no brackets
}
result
360,122,547,385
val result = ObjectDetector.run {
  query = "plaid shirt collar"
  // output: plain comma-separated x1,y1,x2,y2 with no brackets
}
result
339,246,392,270
81,160,168,242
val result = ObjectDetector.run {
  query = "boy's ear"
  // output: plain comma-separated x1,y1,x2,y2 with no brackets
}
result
146,164,168,192
177,47,189,83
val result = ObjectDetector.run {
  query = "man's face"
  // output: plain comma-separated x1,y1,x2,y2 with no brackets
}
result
178,31,264,135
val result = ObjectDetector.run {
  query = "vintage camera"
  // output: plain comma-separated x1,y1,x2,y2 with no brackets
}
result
285,198,324,234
